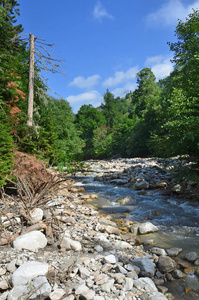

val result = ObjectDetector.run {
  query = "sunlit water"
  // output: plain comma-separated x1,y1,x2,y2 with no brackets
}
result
73,169,199,299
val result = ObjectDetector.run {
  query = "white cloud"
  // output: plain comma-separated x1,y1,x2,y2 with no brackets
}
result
93,1,114,21
69,74,101,89
146,0,199,26
67,90,103,113
145,55,173,79
112,83,137,98
103,67,138,87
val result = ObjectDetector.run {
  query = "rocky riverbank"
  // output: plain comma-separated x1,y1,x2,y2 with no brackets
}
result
87,156,199,201
0,154,198,299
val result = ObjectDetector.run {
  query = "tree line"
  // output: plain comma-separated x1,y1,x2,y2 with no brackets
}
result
0,0,199,187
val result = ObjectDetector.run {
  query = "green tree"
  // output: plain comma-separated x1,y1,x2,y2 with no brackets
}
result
50,98,83,164
0,107,14,187
75,104,105,158
127,68,161,157
151,10,199,157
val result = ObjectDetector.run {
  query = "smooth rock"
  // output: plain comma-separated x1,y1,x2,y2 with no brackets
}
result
172,269,185,279
134,277,157,292
114,240,133,249
138,222,158,235
103,254,116,264
13,231,47,251
0,268,6,276
157,286,168,294
132,258,155,277
123,277,134,291
60,237,82,251
50,288,66,300
94,245,103,253
166,248,182,257
158,256,177,273
151,247,167,256
133,180,149,190
0,280,9,290
30,208,43,223
12,261,49,286
184,252,198,263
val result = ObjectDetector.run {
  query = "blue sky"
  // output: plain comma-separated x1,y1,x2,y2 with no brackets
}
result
17,0,199,113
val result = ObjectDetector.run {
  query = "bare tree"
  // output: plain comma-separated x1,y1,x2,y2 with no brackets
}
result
26,33,64,126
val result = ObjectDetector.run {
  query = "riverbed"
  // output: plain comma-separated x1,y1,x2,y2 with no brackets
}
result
73,158,199,300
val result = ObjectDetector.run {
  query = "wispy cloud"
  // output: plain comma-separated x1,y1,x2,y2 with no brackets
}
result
103,67,138,87
146,0,199,26
145,55,173,79
67,90,103,113
93,1,114,21
112,83,137,98
69,74,101,89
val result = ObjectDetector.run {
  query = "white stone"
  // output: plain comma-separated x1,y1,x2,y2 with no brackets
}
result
0,292,9,300
50,288,66,300
30,208,44,223
29,276,51,299
60,237,82,251
75,284,89,295
13,230,47,251
103,254,116,264
12,261,49,286
114,240,133,250
123,277,134,291
94,245,103,252
138,222,158,234
151,247,167,256
8,285,29,300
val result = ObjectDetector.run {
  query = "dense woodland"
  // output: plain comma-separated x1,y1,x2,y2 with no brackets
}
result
0,0,199,187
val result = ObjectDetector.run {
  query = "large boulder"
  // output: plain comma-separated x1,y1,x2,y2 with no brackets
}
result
11,261,49,286
158,256,177,273
8,276,51,300
13,231,47,251
132,258,155,277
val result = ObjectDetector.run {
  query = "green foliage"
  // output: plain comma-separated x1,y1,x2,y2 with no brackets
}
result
49,98,83,164
75,104,105,158
0,106,14,187
92,125,113,158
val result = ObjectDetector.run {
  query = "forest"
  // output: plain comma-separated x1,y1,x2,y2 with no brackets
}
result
0,0,199,187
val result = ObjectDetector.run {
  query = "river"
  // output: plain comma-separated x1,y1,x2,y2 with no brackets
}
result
73,159,199,299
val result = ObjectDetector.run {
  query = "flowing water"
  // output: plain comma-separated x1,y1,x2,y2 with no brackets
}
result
73,165,199,299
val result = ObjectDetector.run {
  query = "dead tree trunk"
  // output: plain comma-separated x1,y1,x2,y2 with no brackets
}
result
27,33,35,127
